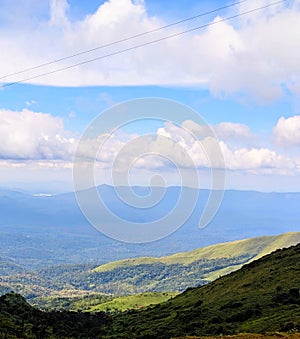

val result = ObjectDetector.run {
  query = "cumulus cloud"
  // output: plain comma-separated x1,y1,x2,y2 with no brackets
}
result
219,142,295,172
182,120,253,142
76,133,129,166
0,109,75,160
0,0,300,101
214,122,253,140
0,112,299,176
155,121,299,173
273,115,300,146
72,118,300,175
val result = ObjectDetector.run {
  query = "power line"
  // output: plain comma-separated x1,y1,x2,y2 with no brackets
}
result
1,0,287,88
0,0,249,81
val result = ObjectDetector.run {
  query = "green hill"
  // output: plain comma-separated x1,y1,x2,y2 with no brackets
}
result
0,243,299,338
87,291,177,312
1,232,299,303
104,242,300,338
94,232,300,271
90,232,300,293
32,291,177,313
0,292,108,338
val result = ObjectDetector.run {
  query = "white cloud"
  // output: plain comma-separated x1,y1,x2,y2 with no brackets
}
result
273,115,300,146
49,0,70,27
89,119,298,175
0,112,299,177
0,112,299,194
214,122,253,141
0,0,300,101
0,109,75,160
220,142,295,172
155,121,299,173
182,120,253,141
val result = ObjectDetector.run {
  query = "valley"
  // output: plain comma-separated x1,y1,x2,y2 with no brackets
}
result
1,187,300,269
0,242,299,338
0,232,299,313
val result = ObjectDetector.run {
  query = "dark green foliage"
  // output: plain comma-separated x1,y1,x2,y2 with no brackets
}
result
1,232,300,302
82,256,251,293
0,243,300,338
272,287,300,305
33,293,113,311
0,255,254,300
0,292,110,338
102,243,300,338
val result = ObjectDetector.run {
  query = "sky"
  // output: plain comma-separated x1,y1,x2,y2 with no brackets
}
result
0,0,300,193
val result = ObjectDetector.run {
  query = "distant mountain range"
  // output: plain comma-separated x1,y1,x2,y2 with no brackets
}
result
0,186,300,268
1,232,299,305
1,242,299,338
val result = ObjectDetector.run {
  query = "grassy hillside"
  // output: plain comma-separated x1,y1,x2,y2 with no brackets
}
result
94,232,300,269
87,292,177,312
104,242,300,338
32,291,177,312
1,232,299,303
0,243,299,338
0,292,108,338
90,232,300,292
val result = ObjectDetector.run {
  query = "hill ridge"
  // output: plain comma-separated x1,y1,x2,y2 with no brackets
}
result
1,243,299,338
1,232,299,302
93,231,300,272
105,242,300,337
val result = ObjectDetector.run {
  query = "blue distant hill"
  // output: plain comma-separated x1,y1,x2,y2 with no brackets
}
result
0,186,299,268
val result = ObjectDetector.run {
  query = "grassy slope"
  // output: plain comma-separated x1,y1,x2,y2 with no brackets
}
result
92,233,300,288
94,232,300,272
0,244,299,338
88,292,178,312
1,232,299,305
31,291,177,312
105,243,300,338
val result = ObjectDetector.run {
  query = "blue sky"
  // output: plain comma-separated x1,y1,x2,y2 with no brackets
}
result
0,0,300,193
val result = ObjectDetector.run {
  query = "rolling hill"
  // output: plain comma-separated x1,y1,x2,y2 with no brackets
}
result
88,232,300,293
104,242,300,338
0,232,299,307
31,291,177,313
0,242,299,338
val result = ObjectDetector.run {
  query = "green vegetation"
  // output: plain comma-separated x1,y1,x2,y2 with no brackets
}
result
94,232,300,270
31,291,177,313
1,232,299,304
104,242,300,338
0,292,108,338
0,257,27,276
31,293,113,311
0,242,299,338
87,292,177,312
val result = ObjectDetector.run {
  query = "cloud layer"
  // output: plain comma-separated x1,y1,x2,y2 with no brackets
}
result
1,0,300,101
1,108,299,177
0,109,300,192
